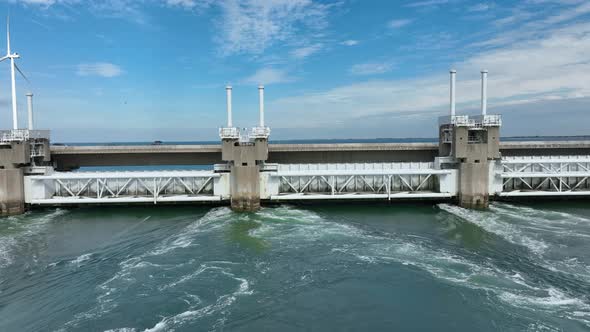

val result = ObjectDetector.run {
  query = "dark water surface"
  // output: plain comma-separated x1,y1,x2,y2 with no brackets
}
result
1,202,590,331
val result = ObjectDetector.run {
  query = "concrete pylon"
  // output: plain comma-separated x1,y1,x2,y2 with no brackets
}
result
221,135,269,211
437,70,501,209
0,141,30,216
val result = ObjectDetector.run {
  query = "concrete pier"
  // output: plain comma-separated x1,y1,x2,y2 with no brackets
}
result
220,133,269,212
0,168,25,216
0,141,29,216
439,118,501,208
0,130,52,216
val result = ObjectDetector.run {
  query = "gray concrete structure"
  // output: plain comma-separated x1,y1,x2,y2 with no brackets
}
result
0,168,24,216
0,130,52,216
438,117,501,208
221,137,269,211
0,142,29,216
48,141,590,170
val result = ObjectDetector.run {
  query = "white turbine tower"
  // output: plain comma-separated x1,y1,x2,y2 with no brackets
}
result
0,17,29,130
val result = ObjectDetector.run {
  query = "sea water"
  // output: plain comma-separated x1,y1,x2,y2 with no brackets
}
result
1,202,590,331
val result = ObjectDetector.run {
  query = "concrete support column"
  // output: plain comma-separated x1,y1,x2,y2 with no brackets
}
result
0,168,25,216
1,141,32,216
458,162,490,208
230,165,261,211
440,124,501,209
221,137,269,212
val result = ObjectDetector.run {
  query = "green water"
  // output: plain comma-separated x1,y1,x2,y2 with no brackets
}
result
1,202,590,331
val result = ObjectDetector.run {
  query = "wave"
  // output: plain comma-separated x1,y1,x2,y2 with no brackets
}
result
59,204,590,330
143,270,252,332
438,204,549,254
489,203,590,239
252,205,590,328
0,209,68,269
69,253,93,266
147,207,232,257
62,207,241,330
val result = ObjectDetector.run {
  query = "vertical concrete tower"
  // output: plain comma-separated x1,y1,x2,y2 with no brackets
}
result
219,86,270,211
438,70,501,208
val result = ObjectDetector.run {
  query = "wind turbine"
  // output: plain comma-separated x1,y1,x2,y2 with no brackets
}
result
0,17,29,130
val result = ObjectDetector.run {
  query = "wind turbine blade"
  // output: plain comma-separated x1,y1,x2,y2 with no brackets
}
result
0,55,8,62
14,63,29,84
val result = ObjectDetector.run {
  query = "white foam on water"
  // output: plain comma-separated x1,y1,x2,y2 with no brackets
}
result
525,322,561,332
62,208,237,330
0,209,67,268
158,263,227,291
493,202,590,224
485,203,590,283
251,206,368,248
499,287,588,308
70,253,93,266
147,207,232,257
490,203,590,239
144,272,253,332
439,204,549,255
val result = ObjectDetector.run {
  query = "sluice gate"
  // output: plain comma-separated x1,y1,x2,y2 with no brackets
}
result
23,156,590,206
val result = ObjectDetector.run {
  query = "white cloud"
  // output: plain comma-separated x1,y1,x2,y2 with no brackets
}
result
290,43,323,59
468,3,492,12
216,0,332,55
341,39,359,46
388,19,412,28
349,61,394,75
406,0,449,8
76,62,123,77
164,0,214,10
544,2,590,24
269,21,590,127
243,68,292,85
14,0,334,53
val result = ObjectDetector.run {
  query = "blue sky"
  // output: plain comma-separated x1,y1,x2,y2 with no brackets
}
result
0,0,589,142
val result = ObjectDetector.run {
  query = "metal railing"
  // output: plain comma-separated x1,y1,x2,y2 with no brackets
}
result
219,127,239,139
438,115,501,127
0,129,50,143
250,126,270,139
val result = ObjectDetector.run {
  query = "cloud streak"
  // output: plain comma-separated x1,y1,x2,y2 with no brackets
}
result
76,62,123,77
216,0,332,56
269,21,590,127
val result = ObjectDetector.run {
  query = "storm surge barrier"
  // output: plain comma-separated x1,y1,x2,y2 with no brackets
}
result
4,73,590,215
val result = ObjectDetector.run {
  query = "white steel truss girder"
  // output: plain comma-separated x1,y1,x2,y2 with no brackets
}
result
500,156,590,195
273,170,448,200
27,171,221,204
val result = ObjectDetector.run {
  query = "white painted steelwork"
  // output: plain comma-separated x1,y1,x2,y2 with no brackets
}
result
26,92,33,130
258,85,264,127
439,114,501,127
0,129,49,143
450,69,456,117
499,156,590,196
226,85,233,127
268,163,455,200
219,127,239,139
481,70,488,116
250,126,270,139
25,170,223,204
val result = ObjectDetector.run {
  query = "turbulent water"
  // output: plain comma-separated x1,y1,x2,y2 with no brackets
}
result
1,202,590,331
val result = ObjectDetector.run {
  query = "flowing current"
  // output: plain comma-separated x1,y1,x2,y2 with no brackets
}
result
1,202,590,331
